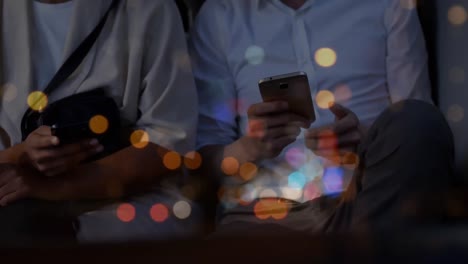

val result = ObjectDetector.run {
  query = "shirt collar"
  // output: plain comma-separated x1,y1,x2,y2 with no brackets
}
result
256,0,315,12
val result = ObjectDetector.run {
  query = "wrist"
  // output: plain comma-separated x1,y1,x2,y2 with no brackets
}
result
225,136,261,164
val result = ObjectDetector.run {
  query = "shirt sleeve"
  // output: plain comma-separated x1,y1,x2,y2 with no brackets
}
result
384,0,433,103
136,1,198,155
188,0,239,150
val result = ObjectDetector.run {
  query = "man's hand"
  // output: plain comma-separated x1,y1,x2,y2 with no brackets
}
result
21,126,104,177
305,103,364,160
227,101,308,163
0,164,61,206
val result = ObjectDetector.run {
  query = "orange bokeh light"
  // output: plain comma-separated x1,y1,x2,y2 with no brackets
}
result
89,115,109,135
116,203,136,223
150,204,169,223
130,130,149,149
221,157,240,176
163,151,182,170
184,151,202,170
239,162,258,181
254,199,289,221
316,90,336,109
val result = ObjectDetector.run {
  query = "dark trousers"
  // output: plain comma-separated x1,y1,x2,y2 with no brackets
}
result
0,199,76,245
215,100,456,235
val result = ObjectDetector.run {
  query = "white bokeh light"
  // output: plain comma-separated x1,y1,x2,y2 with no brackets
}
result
245,45,265,65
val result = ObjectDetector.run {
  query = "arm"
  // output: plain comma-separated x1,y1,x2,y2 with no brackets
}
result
385,0,432,103
190,2,305,182
0,1,198,203
56,1,198,200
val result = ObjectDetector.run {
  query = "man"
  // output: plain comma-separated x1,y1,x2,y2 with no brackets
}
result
0,0,199,242
190,0,454,233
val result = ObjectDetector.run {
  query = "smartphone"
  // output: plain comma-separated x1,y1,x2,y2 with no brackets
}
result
259,72,316,127
51,122,94,145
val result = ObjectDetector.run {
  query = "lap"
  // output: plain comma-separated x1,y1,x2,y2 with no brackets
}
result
75,188,203,242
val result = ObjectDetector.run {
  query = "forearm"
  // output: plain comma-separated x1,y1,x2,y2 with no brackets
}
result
56,143,175,200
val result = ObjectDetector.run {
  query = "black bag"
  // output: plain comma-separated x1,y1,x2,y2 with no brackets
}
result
21,0,123,157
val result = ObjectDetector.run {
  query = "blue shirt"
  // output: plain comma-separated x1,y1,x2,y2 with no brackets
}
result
190,0,432,204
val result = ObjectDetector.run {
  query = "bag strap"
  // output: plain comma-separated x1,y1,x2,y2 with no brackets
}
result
43,0,119,96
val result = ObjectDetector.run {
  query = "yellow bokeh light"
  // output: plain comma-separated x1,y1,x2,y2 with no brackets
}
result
315,48,337,68
27,91,48,111
221,157,240,176
163,151,182,170
316,90,336,109
239,162,258,181
130,130,149,149
448,5,467,26
89,115,109,135
184,151,202,170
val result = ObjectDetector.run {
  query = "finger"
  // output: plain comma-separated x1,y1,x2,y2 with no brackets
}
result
0,179,19,204
329,103,350,120
29,134,60,149
263,125,301,141
35,140,102,163
248,101,288,117
0,170,15,189
37,145,103,174
0,190,25,207
333,115,359,135
337,130,362,148
34,126,53,136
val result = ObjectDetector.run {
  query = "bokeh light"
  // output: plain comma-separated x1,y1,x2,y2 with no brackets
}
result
184,151,202,170
1,83,18,102
163,151,182,170
221,157,240,176
239,162,258,181
323,167,344,194
400,0,416,10
173,201,192,220
288,172,307,189
334,84,352,103
285,148,307,169
316,90,335,109
89,115,109,135
150,204,169,223
315,48,337,68
259,188,278,198
447,104,465,123
449,67,465,84
130,130,149,149
448,5,467,26
245,45,265,65
27,91,48,111
254,199,289,220
303,182,321,201
341,152,360,170
116,203,136,223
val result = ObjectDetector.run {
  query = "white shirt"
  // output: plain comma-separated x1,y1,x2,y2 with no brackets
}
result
31,0,73,90
1,0,197,155
190,0,432,204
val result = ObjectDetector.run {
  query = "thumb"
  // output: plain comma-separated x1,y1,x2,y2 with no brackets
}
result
329,103,349,120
